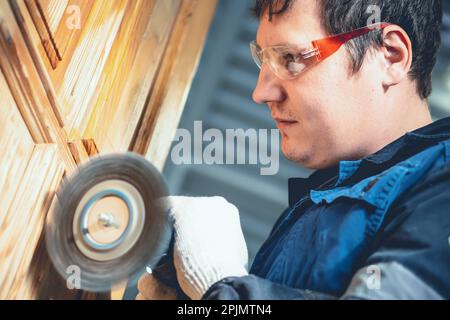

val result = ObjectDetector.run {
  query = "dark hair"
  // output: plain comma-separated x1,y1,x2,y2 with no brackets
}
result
253,0,443,99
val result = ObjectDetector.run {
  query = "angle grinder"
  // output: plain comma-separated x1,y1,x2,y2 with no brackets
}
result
45,153,180,294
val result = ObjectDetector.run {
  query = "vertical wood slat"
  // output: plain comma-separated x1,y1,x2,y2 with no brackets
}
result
0,15,50,144
0,70,35,224
132,0,218,170
0,144,63,299
83,0,182,153
57,0,128,136
9,0,65,127
51,0,94,62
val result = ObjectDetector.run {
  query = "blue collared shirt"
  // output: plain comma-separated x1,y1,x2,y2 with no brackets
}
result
204,117,450,300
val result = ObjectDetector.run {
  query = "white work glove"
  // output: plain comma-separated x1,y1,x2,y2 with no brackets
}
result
135,271,177,300
166,196,249,300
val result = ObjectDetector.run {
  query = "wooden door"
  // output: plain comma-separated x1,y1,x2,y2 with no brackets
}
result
0,0,216,299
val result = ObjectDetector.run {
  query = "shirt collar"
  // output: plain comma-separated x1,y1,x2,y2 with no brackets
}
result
288,117,450,206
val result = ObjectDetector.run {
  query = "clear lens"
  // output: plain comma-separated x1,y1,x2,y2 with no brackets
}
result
265,47,306,80
249,41,311,80
250,41,262,69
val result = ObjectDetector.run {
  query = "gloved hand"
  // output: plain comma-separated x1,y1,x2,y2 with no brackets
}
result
135,270,177,300
167,196,249,300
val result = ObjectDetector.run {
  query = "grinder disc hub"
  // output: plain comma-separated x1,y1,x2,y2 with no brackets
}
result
73,180,145,261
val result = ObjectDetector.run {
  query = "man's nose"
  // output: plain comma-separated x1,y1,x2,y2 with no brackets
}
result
252,65,286,105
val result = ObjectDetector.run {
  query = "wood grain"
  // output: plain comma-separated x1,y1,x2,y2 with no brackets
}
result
0,0,217,300
132,0,218,170
23,0,93,69
25,0,61,68
57,0,128,136
1,0,77,172
0,13,51,143
52,0,94,61
0,144,63,299
67,139,89,164
37,0,68,34
83,0,182,153
0,70,35,226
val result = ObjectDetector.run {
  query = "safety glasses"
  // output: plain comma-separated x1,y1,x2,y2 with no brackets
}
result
250,22,392,80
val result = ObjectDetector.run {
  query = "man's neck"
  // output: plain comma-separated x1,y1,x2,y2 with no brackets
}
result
369,96,433,157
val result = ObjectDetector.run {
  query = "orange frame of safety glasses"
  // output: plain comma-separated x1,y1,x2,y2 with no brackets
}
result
311,22,393,62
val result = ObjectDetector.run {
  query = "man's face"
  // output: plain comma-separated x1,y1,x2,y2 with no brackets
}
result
253,0,385,169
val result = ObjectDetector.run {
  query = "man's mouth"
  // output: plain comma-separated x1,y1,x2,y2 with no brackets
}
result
274,118,297,130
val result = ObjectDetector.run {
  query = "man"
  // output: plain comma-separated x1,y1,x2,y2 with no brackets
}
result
137,0,449,300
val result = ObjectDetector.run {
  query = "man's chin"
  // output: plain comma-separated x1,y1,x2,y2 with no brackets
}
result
281,139,339,170
281,144,328,170
281,144,311,167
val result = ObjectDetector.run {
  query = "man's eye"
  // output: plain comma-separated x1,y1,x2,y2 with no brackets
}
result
283,53,296,63
287,61,306,74
281,53,306,74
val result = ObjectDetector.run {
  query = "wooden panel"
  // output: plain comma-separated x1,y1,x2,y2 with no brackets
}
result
10,0,127,132
50,0,94,63
55,0,128,135
0,9,52,143
0,70,35,221
1,0,217,300
9,0,65,128
37,0,69,34
24,0,93,69
4,0,82,172
0,1,95,299
24,0,61,68
0,35,82,298
0,144,63,299
83,0,181,153
132,0,218,170
67,139,89,164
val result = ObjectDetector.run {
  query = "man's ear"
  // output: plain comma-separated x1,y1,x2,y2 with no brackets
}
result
380,25,413,88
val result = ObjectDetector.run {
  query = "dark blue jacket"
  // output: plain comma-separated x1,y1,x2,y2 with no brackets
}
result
203,117,450,300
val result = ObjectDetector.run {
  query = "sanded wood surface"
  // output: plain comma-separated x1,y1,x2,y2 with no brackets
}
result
0,0,217,299
132,0,217,170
